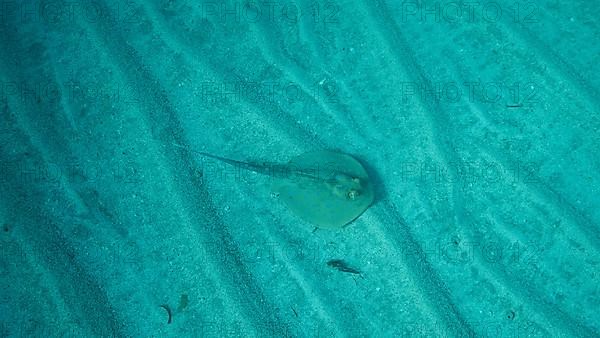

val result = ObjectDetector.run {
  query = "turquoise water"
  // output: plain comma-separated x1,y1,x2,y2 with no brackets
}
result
1,0,599,337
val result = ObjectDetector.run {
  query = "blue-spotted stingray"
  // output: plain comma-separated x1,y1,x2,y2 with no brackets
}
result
173,144,374,229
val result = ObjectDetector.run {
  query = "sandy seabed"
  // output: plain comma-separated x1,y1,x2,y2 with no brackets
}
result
1,0,599,337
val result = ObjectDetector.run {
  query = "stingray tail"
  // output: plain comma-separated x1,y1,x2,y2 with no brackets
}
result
171,142,269,175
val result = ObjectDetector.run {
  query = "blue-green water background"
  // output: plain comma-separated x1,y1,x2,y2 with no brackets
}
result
0,0,599,337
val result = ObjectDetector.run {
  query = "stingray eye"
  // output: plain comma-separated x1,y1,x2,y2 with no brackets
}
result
347,189,360,200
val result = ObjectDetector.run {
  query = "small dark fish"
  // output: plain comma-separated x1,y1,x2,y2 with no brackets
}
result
327,259,361,275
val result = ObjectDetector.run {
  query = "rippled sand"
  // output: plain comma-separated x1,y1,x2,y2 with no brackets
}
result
1,0,599,336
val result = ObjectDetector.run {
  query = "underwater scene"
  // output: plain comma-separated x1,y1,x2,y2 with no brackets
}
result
0,0,599,337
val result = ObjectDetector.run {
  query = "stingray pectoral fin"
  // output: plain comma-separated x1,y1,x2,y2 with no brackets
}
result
272,151,374,229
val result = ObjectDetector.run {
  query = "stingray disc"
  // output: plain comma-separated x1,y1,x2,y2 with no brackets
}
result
271,150,374,229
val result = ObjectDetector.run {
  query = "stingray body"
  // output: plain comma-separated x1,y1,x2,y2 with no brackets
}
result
174,144,374,229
